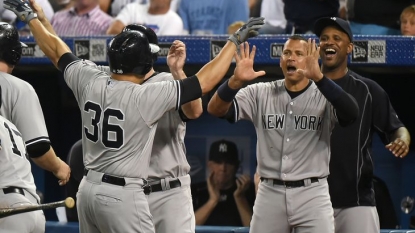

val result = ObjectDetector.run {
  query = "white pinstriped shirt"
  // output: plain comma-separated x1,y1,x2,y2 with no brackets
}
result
51,6,114,36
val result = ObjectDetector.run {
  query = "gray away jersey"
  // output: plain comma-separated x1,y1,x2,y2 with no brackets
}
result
143,72,190,180
0,116,38,199
64,60,180,178
0,72,50,146
233,80,336,181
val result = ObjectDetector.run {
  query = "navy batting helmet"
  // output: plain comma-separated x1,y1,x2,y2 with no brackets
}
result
122,24,160,62
107,31,153,75
0,22,27,65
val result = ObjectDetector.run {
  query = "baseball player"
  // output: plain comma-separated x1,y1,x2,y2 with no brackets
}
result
125,26,199,233
98,24,201,233
0,22,70,186
0,114,45,233
207,37,359,233
4,1,264,232
314,17,411,233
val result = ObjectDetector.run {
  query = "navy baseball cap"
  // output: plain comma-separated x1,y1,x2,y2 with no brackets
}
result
209,139,239,165
314,17,353,42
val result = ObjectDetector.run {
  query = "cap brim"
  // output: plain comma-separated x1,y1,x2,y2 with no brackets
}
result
20,42,28,48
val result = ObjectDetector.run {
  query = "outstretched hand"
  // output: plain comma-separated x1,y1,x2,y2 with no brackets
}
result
167,40,186,72
232,42,266,84
3,0,37,23
296,38,324,82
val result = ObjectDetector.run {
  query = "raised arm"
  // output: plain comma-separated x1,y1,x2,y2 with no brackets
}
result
208,42,266,117
194,17,264,96
4,0,71,68
167,40,202,119
175,17,264,109
297,39,359,126
28,0,57,36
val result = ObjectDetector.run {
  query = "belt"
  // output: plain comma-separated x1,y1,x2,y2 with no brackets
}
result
148,179,181,193
3,187,25,196
84,169,126,186
260,177,320,188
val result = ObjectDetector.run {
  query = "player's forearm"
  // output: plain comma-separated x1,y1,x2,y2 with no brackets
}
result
28,19,71,68
38,17,57,36
315,77,359,125
171,69,187,81
196,41,237,95
234,196,253,227
390,127,411,146
30,147,62,173
194,200,218,225
181,99,203,119
207,92,233,117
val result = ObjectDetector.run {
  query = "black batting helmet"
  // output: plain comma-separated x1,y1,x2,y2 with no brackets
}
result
107,30,153,75
0,22,27,65
122,24,160,62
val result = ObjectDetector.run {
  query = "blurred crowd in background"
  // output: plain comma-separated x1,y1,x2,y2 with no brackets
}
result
0,0,415,38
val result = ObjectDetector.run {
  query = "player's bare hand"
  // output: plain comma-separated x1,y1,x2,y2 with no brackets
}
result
207,172,220,203
254,171,260,194
234,174,251,198
296,38,324,82
167,40,186,72
231,42,266,85
385,138,410,158
53,158,71,186
28,0,46,22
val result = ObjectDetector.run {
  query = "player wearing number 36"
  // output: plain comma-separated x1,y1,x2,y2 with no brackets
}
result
207,36,359,233
2,0,265,231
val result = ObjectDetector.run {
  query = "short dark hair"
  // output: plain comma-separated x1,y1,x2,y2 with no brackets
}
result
288,35,307,42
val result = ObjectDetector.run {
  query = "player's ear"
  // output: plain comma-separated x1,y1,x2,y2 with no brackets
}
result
207,161,214,171
347,43,353,54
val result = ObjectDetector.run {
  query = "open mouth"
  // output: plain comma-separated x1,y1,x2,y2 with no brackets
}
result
325,48,337,58
286,65,296,74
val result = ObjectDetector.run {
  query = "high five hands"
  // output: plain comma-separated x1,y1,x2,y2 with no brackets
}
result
296,38,324,82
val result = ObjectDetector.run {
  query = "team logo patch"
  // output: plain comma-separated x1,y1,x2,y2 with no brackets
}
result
74,39,107,62
351,40,386,63
270,43,284,59
21,42,45,57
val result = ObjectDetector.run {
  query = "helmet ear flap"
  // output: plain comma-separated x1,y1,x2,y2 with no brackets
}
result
0,23,24,66
3,48,22,65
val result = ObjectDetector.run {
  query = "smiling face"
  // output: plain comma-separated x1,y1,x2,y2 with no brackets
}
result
279,37,308,83
318,26,352,71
